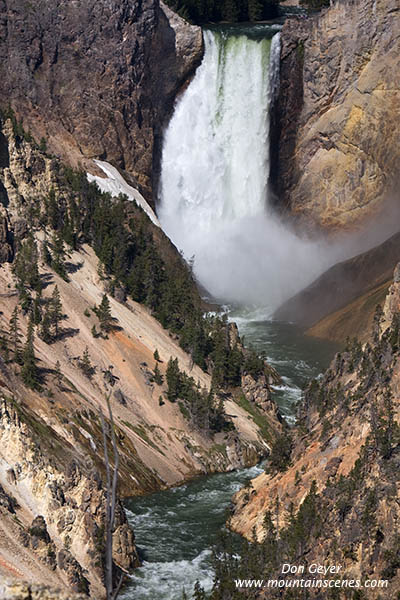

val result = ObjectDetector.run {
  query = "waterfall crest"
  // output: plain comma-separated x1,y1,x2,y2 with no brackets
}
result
158,28,346,310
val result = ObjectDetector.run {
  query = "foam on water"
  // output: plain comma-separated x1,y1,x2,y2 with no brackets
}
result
122,465,264,599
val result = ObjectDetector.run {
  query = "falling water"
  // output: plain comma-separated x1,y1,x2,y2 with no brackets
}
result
158,24,400,313
158,28,329,311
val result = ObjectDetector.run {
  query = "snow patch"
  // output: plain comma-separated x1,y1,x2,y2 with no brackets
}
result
87,160,160,227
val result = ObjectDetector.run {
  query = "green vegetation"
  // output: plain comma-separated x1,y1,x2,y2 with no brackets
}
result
268,430,292,471
21,317,40,390
164,0,279,24
94,294,114,335
0,105,34,145
166,356,233,433
153,363,163,385
237,394,273,442
39,285,65,343
78,347,95,379
299,0,329,9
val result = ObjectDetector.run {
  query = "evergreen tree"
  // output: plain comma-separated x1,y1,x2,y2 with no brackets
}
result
9,306,22,363
54,360,63,386
79,347,94,379
193,581,206,600
51,232,68,280
153,363,164,385
49,285,63,338
13,235,41,293
166,357,181,402
21,317,40,390
97,294,113,333
42,239,52,267
0,322,9,361
153,348,161,362
248,0,264,21
32,292,42,326
47,188,60,230
39,308,52,344
222,0,239,21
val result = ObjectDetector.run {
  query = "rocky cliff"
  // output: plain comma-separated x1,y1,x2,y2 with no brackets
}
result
0,0,203,202
272,0,400,230
225,265,400,598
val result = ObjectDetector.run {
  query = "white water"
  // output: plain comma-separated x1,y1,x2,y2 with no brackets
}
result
158,28,399,312
159,29,331,310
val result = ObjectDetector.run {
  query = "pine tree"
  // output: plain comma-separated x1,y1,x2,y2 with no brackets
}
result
39,307,52,344
9,306,22,363
49,285,63,338
51,232,68,280
222,0,239,22
42,239,52,267
248,0,263,20
0,322,9,361
153,348,161,362
153,363,163,386
97,294,113,333
32,292,42,326
21,317,40,390
166,357,181,402
193,581,206,600
79,347,94,379
13,235,41,293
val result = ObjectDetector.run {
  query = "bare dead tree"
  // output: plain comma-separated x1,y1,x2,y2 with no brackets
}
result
100,395,124,600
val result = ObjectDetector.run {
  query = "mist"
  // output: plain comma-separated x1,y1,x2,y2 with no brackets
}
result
158,28,400,314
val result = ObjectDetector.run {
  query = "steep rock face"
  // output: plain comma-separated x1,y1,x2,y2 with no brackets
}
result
275,230,400,332
0,0,203,201
0,394,139,597
272,0,400,230
229,267,400,598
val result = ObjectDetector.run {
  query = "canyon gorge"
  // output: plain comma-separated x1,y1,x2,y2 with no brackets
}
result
0,0,399,598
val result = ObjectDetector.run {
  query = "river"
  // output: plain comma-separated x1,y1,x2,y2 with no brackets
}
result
121,16,340,600
121,316,337,600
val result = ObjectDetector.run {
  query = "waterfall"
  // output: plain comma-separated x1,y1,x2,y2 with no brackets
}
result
157,28,356,311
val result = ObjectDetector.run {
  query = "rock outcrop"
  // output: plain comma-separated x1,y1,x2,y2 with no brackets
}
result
0,393,139,597
0,0,203,202
0,580,87,600
272,0,400,230
228,266,400,598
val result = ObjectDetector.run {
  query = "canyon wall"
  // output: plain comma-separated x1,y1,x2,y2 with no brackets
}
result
272,0,400,230
0,0,203,202
229,267,400,598
0,118,283,595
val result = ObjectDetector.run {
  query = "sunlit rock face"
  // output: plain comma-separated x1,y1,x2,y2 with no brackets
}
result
0,0,203,201
272,0,400,231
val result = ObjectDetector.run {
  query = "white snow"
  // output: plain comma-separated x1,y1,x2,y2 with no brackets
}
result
87,160,160,227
